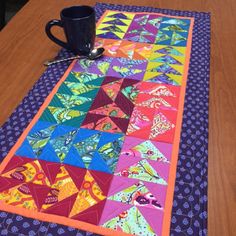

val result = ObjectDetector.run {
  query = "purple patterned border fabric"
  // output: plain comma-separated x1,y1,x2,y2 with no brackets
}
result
0,2,210,235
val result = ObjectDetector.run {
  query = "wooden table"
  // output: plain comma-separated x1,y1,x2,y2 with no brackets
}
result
0,0,235,235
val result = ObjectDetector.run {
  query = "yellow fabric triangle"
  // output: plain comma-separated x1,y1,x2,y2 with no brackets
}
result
2,160,51,186
41,166,79,210
69,171,106,217
0,183,38,211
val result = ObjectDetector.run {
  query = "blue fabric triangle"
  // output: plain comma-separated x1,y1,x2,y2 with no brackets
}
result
15,139,36,158
64,146,86,168
89,152,112,174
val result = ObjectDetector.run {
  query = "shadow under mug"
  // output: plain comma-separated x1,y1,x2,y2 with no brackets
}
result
45,5,96,55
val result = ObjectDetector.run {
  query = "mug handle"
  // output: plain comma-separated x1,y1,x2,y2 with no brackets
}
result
45,19,69,49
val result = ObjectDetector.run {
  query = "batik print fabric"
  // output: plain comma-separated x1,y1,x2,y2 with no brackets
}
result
0,10,193,236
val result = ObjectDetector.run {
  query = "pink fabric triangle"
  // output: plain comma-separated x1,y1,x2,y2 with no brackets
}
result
114,155,139,173
138,206,164,236
99,200,132,225
107,176,138,197
150,161,170,182
144,182,167,206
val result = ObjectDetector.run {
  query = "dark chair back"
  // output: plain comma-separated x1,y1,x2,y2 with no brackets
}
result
0,0,6,30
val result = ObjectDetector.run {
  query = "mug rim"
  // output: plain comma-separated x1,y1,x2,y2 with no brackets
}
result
60,5,94,20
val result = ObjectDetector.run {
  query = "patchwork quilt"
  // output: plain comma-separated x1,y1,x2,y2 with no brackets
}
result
0,10,194,236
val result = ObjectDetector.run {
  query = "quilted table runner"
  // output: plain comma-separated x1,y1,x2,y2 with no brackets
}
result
0,10,194,236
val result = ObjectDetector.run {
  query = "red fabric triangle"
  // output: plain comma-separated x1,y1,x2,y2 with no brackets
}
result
2,156,31,174
128,124,152,139
115,92,134,117
89,170,113,196
82,113,106,126
110,116,130,133
72,199,106,225
27,183,51,210
65,165,87,190
38,160,61,185
0,176,22,191
120,78,140,89
89,102,128,118
43,193,78,217
89,89,113,110
102,76,121,85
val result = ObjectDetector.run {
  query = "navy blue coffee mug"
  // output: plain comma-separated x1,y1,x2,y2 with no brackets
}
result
45,6,96,55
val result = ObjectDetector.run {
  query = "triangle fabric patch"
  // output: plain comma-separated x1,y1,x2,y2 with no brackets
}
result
56,93,92,109
74,133,101,168
1,156,32,174
27,183,51,210
2,160,51,186
39,160,61,185
148,64,181,75
107,13,131,20
69,170,106,218
49,129,78,162
89,170,114,196
122,140,168,162
43,193,77,217
108,181,163,210
47,106,86,124
150,55,182,65
27,125,56,157
72,199,106,225
102,206,156,236
0,183,38,210
155,46,184,56
115,159,167,185
103,19,128,26
171,32,187,45
150,112,175,139
41,166,79,211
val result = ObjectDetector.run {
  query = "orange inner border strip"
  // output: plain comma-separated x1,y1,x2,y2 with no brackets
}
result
0,10,194,236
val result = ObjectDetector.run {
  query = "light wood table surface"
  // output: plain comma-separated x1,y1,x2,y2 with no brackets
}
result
0,0,235,235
